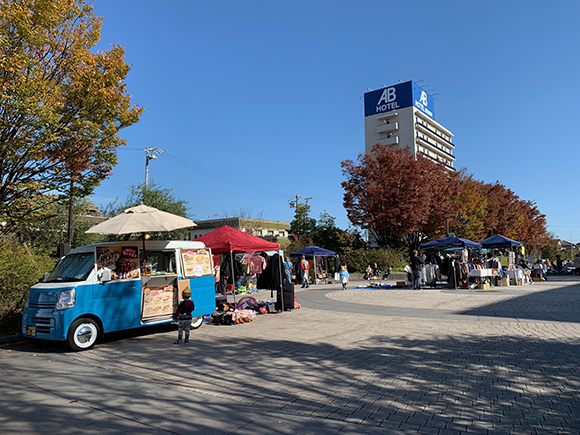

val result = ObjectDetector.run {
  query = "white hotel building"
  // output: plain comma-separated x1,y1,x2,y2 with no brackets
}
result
364,81,455,171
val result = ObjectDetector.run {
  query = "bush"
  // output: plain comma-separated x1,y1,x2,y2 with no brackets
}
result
0,239,55,335
342,247,407,273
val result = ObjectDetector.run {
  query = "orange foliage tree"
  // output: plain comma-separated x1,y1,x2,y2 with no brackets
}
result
0,0,143,231
341,145,461,250
341,145,549,253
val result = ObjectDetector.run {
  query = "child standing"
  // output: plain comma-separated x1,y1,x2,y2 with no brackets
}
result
173,288,194,344
339,263,350,290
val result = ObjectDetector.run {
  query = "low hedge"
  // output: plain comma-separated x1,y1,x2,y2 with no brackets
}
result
0,240,55,336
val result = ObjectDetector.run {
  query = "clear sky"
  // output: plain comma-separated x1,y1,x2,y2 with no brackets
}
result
90,0,580,242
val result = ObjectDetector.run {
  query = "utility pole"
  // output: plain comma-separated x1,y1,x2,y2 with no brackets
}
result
144,148,164,188
288,194,313,208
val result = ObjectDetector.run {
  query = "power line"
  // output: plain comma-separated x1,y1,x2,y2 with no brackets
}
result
162,152,292,198
120,148,344,210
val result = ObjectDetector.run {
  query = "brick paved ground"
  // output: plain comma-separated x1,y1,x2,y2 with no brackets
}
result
1,276,579,434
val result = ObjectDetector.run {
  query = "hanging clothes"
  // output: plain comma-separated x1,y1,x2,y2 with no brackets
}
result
294,260,303,283
220,254,243,289
257,253,283,290
315,257,326,278
247,255,267,275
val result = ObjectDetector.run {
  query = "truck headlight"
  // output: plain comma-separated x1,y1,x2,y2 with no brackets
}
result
56,288,76,310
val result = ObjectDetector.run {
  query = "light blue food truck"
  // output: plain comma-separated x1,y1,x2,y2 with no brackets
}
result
22,240,215,351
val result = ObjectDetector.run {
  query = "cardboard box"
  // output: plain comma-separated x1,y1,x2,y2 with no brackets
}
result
531,275,543,282
496,276,510,286
478,283,490,290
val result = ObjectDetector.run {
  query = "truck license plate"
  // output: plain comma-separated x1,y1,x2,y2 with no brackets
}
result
26,326,35,337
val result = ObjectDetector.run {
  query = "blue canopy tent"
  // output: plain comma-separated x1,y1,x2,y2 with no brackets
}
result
420,237,481,250
290,245,336,285
420,237,481,289
479,234,523,249
290,246,336,257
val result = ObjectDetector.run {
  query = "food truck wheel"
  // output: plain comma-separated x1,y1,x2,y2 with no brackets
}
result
67,318,100,351
190,316,203,329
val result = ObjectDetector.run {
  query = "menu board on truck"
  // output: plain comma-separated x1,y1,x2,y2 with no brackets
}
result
181,249,212,278
142,285,175,319
96,246,140,280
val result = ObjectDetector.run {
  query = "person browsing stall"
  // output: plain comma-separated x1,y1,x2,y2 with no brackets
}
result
300,256,310,288
410,251,424,290
173,288,194,344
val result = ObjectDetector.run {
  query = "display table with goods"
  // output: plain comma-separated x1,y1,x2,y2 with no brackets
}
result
209,290,299,326
468,268,494,289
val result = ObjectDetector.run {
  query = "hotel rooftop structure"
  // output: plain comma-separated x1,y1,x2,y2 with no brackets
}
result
364,81,455,171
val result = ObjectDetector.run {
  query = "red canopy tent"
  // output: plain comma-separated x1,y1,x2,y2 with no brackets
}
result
195,225,280,254
196,225,282,306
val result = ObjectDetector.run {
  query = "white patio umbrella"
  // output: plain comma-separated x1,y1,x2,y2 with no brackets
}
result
86,204,196,275
86,204,196,235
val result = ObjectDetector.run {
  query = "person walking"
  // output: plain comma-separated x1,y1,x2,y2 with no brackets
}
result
300,256,310,288
410,250,424,290
283,257,293,284
173,288,194,344
339,263,350,289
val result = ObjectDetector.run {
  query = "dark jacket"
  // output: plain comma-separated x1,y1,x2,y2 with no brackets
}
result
174,299,195,320
410,254,424,271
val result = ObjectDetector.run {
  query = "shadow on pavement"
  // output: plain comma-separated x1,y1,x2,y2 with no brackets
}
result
458,277,580,323
13,329,572,434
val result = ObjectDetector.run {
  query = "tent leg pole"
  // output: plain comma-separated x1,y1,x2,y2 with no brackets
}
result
230,250,236,305
314,255,317,285
279,252,284,312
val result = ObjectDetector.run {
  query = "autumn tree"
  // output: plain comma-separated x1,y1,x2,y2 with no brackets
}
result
0,0,143,233
452,174,488,241
341,145,460,250
481,182,548,249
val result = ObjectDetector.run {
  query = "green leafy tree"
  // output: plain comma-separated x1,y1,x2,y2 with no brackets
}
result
104,180,191,240
0,0,143,233
289,203,316,244
312,211,340,252
16,198,105,255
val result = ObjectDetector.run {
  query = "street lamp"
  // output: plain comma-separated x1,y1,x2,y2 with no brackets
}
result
444,214,451,236
144,148,164,188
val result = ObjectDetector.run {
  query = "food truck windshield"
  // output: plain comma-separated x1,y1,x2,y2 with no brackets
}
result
45,253,95,283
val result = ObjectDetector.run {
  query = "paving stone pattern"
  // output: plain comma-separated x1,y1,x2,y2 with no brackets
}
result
1,276,579,434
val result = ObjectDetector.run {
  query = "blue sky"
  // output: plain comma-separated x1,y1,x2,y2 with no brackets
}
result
90,0,580,242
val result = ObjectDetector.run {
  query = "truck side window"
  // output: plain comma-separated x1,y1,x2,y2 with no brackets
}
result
142,251,176,274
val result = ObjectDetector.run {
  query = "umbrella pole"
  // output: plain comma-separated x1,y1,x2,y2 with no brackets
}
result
142,232,148,276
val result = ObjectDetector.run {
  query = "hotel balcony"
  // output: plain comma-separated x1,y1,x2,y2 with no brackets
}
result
376,121,398,134
377,135,399,146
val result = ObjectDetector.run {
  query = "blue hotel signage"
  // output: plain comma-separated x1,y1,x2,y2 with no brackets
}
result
364,81,435,119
